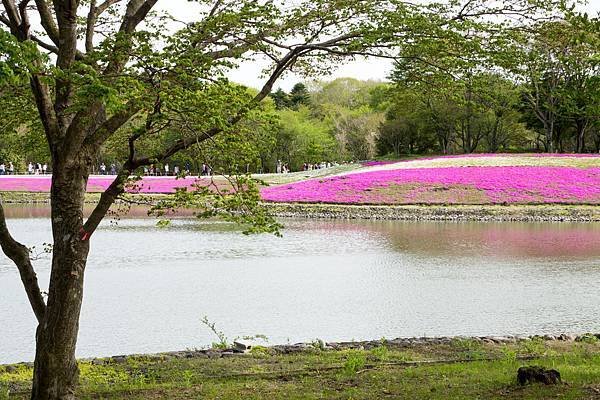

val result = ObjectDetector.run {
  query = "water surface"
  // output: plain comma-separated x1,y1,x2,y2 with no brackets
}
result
1,205,599,363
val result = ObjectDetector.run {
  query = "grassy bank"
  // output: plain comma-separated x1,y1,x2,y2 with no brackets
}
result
2,338,600,399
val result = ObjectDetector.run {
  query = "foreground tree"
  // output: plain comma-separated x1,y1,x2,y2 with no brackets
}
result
0,0,567,398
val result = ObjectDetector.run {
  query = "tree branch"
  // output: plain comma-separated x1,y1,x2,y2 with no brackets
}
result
86,0,122,52
34,0,59,45
82,169,131,236
103,0,159,75
53,0,79,132
0,201,46,323
82,100,141,149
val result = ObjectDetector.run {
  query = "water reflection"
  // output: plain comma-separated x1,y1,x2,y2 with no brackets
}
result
1,204,599,364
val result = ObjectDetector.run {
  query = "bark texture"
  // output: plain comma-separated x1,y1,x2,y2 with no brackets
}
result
31,162,91,400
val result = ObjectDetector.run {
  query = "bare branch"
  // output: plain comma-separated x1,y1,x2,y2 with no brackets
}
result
53,0,79,132
82,100,142,149
86,0,122,52
34,0,59,45
103,0,158,75
82,170,131,236
0,202,46,323
2,0,24,38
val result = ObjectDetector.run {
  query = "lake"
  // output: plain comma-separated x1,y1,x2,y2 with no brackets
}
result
1,205,600,363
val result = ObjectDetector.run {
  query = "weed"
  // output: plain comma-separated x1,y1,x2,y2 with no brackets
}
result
249,346,272,356
500,345,517,363
519,337,547,356
576,333,599,344
201,316,230,349
310,339,327,351
0,384,9,400
370,346,389,362
182,370,194,388
78,363,130,390
451,338,485,360
342,351,367,376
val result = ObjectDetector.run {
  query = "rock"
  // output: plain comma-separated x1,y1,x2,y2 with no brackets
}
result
233,339,265,352
111,355,127,364
517,366,561,386
205,350,222,359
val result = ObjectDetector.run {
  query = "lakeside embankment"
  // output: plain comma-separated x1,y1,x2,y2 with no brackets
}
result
2,192,600,222
2,334,600,399
264,203,600,222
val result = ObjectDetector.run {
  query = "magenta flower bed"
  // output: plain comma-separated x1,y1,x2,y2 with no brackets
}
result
0,176,200,194
363,153,600,166
260,166,600,205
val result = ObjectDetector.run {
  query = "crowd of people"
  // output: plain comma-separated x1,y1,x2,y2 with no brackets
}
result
1,159,340,176
0,162,14,175
274,160,338,174
139,163,212,176
302,161,338,171
0,161,50,175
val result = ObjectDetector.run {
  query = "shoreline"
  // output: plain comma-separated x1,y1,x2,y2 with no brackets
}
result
3,332,599,367
1,192,600,222
264,202,600,222
4,333,599,399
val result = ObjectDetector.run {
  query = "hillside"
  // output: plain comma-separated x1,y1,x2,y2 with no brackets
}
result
260,154,600,205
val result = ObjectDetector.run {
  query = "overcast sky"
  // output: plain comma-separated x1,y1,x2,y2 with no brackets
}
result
159,0,600,91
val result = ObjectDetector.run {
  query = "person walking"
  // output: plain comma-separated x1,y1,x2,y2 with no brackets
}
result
100,163,106,175
42,163,48,175
0,163,5,175
110,163,117,175
164,163,170,176
8,162,14,175
27,162,33,174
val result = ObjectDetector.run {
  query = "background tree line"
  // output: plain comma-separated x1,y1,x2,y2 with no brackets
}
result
2,17,598,176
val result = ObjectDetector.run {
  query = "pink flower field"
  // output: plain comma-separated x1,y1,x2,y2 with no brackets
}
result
2,155,600,205
0,176,200,193
260,166,600,205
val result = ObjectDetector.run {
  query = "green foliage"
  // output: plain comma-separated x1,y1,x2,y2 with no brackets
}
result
0,384,8,400
149,175,281,236
289,83,311,109
342,350,367,375
370,345,389,362
248,346,272,356
270,88,290,110
576,333,599,344
519,338,548,357
500,346,518,363
272,108,337,169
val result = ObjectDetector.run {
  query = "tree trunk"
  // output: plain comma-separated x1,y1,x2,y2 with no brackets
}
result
545,120,554,153
575,119,587,153
31,161,91,400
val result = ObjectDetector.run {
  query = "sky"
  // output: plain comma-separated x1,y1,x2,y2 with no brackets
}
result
160,0,600,91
